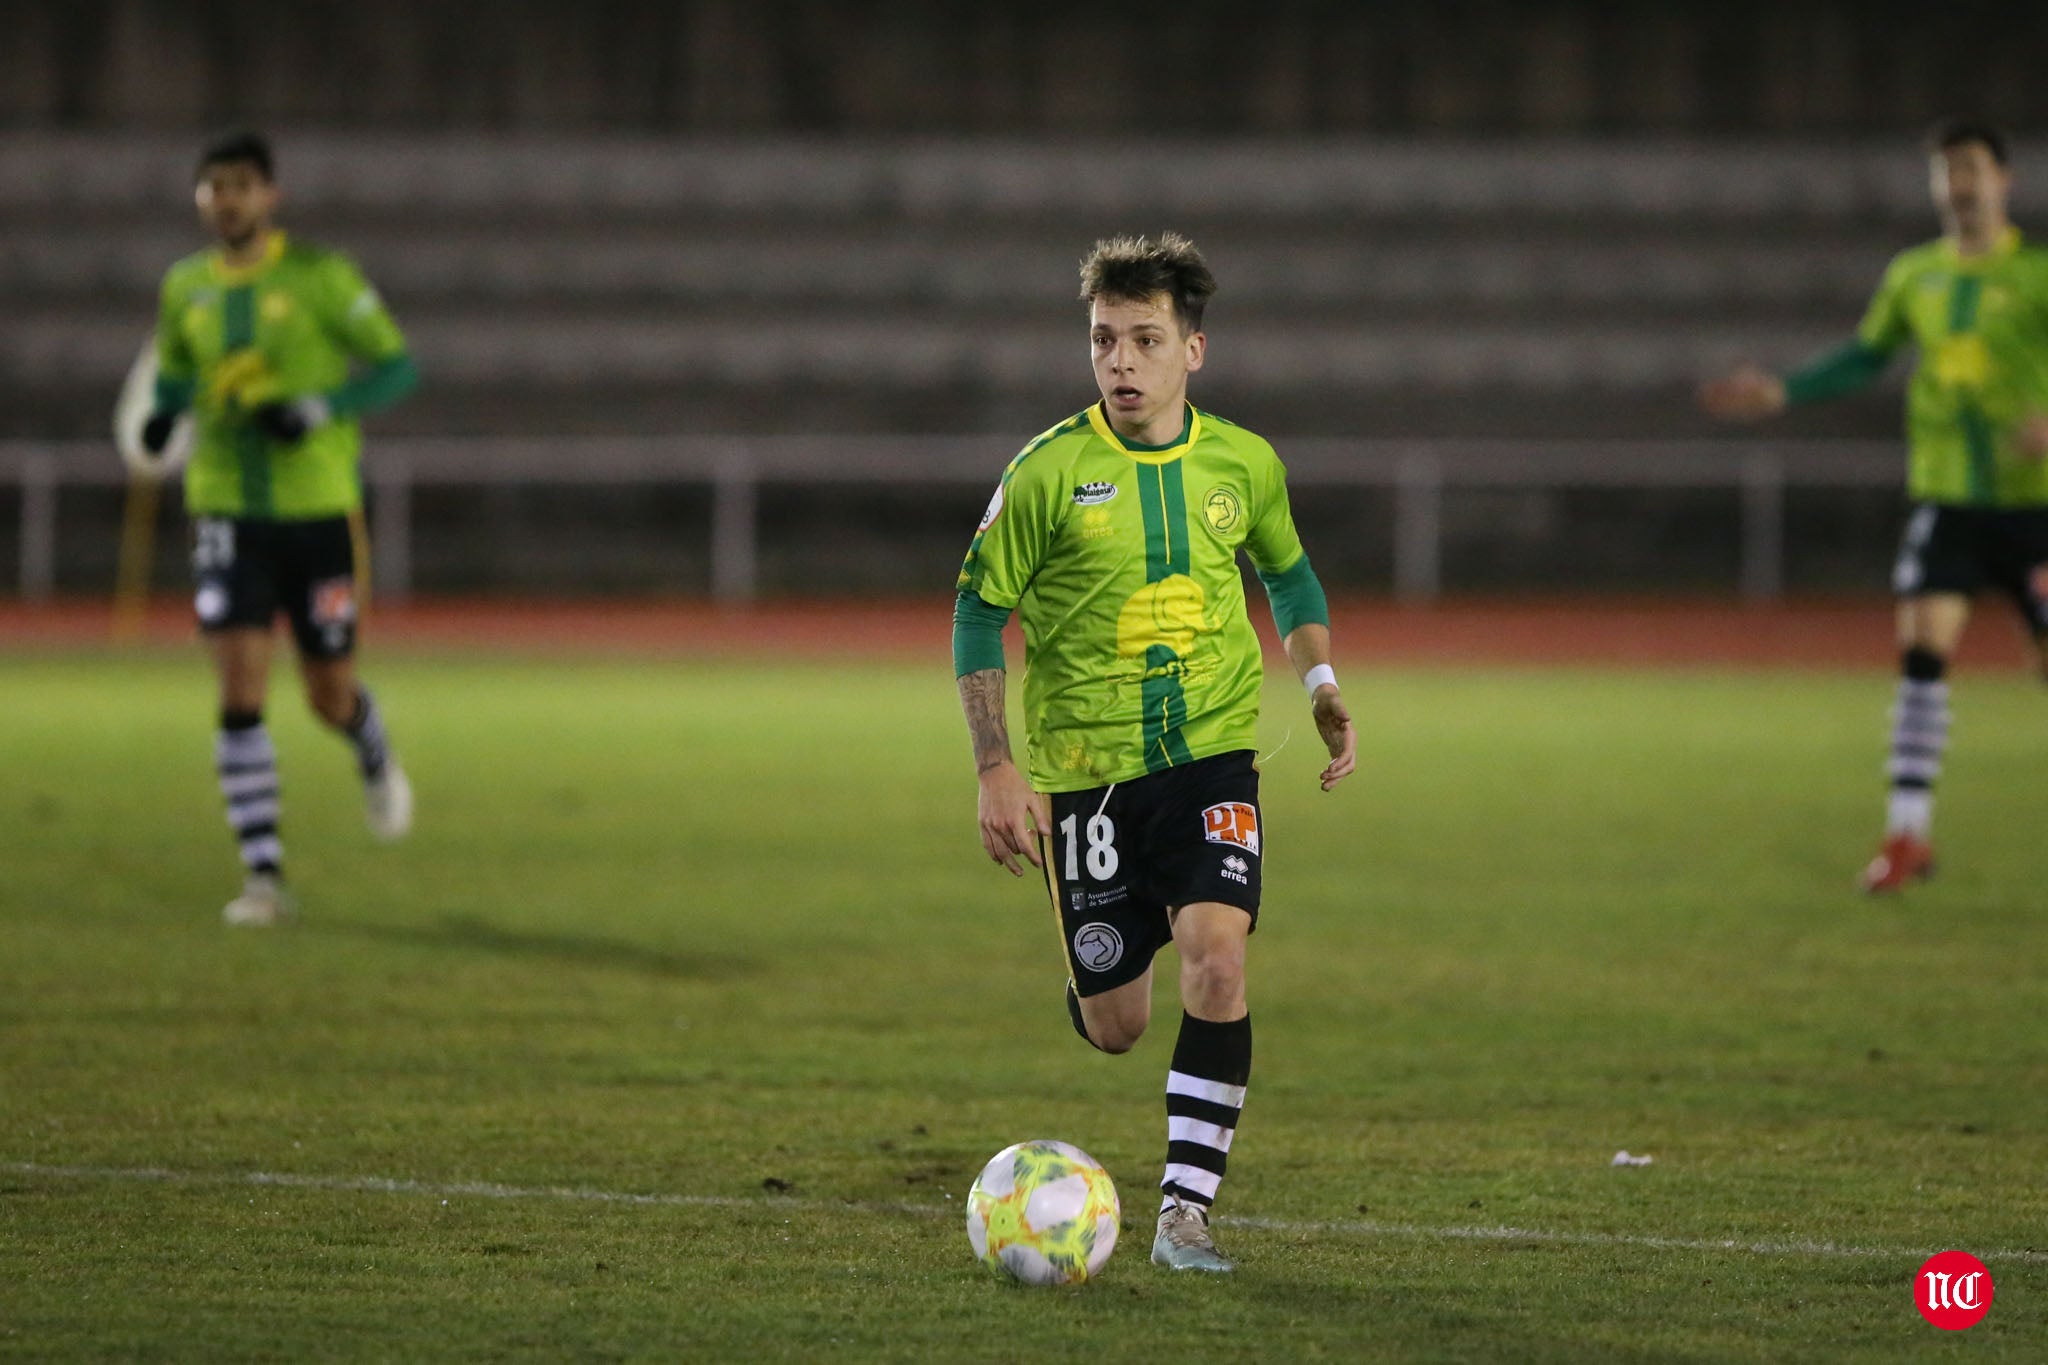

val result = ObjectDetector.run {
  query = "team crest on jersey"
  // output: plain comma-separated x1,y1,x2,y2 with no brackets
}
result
261,291,293,321
1073,481,1119,506
1202,802,1260,856
978,484,1005,531
1203,487,1243,535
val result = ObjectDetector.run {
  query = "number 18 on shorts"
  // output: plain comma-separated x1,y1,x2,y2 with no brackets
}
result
1046,750,1264,998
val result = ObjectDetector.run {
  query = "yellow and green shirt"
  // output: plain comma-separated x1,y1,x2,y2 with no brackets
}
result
1794,229,2048,507
956,403,1318,793
154,233,409,520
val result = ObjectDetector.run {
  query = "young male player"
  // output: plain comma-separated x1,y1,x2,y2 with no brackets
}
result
138,131,421,925
1703,117,2048,894
953,234,1356,1272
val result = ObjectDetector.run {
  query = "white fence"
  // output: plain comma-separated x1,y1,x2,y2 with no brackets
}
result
0,437,1903,604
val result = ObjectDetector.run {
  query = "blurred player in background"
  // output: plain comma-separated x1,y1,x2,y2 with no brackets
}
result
1703,118,2048,894
137,131,421,925
953,234,1355,1272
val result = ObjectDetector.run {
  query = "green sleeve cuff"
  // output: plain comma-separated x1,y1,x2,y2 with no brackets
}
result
151,373,194,416
953,591,1011,677
1257,554,1329,638
327,354,419,419
1782,341,1893,406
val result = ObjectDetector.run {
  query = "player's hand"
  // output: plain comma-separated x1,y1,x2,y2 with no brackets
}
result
140,411,177,455
1311,684,1356,792
1699,364,1787,421
2016,412,2048,461
252,396,332,443
977,760,1050,877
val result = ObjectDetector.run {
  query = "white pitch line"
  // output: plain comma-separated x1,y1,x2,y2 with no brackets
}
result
7,1161,2042,1264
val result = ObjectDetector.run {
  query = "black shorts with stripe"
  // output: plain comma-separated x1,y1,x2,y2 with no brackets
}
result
191,515,362,659
1042,749,1262,999
1893,502,2048,635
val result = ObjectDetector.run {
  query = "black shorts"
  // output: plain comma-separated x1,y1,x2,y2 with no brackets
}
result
192,515,361,659
1043,749,1263,999
1892,503,2048,634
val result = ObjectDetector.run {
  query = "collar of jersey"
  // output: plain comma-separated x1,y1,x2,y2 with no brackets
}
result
1087,402,1200,464
209,231,288,284
1943,226,2022,269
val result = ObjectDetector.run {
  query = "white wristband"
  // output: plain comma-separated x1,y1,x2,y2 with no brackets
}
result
1303,663,1337,696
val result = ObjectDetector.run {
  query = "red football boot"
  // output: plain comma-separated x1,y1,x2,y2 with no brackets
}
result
1860,833,1935,894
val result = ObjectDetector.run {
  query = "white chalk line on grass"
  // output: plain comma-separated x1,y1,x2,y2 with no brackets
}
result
7,1161,2042,1264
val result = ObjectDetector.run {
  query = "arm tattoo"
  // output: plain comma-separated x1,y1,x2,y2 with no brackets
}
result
958,669,1012,774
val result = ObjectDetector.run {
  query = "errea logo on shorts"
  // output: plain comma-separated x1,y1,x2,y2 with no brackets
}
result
1202,802,1259,856
1916,1251,1993,1331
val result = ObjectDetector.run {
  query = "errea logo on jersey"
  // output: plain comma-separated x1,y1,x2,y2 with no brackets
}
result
1202,802,1260,856
1073,481,1119,506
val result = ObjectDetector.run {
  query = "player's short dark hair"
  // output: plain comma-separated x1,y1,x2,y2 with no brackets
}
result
1079,232,1217,334
1927,116,2010,166
197,130,275,182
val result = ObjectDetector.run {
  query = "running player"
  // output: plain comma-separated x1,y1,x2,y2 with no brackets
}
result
953,234,1356,1272
137,131,421,925
1703,117,2048,894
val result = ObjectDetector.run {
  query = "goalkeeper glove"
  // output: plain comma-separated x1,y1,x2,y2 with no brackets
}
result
252,396,333,444
141,411,178,454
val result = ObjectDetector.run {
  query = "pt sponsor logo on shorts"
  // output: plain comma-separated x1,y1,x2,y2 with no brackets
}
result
310,577,357,652
1202,801,1260,856
1916,1251,1993,1331
1220,854,1250,886
1072,922,1124,973
310,577,357,627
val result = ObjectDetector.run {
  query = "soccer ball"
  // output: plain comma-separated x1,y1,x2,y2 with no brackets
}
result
965,1139,1120,1285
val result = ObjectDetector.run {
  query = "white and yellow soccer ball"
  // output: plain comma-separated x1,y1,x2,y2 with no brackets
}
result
965,1140,1120,1285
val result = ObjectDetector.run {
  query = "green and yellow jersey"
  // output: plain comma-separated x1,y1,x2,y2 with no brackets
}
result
956,403,1319,793
154,232,409,520
1793,228,2048,507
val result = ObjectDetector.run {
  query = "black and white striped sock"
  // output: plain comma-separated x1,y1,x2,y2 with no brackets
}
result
217,711,282,876
1161,1012,1251,1214
1886,649,1950,838
343,686,390,779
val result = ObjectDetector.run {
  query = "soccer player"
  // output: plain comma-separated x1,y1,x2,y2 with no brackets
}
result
138,131,421,925
952,234,1356,1272
1703,117,2048,894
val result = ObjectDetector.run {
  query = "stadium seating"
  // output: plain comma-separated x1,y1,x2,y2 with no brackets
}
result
6,136,2035,444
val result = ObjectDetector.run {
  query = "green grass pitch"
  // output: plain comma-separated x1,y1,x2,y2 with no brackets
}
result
3,650,2046,1361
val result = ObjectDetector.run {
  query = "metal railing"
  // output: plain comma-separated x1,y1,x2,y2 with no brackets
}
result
0,437,1902,604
